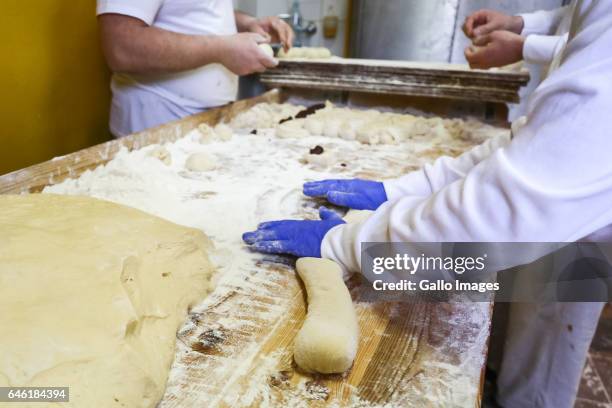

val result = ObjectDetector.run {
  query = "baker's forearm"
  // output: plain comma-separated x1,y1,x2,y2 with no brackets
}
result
99,14,221,75
235,10,258,32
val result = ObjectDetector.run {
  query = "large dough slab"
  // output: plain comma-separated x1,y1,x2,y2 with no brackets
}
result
0,194,215,407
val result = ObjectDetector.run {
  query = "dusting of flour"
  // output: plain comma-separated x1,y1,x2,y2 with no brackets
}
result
44,104,506,407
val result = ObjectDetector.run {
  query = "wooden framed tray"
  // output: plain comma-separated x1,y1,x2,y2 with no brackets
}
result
261,58,529,104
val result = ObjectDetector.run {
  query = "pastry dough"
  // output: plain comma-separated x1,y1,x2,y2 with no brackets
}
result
302,150,336,169
258,43,275,59
0,194,214,407
213,123,234,141
196,123,233,144
185,152,218,172
229,103,305,130
278,47,332,59
293,258,359,374
276,119,309,139
146,145,172,166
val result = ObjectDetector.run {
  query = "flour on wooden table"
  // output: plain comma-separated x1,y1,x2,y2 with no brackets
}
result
44,103,507,407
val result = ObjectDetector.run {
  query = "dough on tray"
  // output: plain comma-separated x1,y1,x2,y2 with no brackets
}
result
229,103,305,130
0,194,214,408
234,101,503,147
278,47,332,59
293,258,359,374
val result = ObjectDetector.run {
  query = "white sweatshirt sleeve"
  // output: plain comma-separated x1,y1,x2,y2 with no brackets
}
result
523,33,569,65
383,133,511,201
322,1,612,273
519,6,569,37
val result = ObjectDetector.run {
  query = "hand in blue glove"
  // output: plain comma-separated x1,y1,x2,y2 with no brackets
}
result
242,207,345,258
303,179,388,210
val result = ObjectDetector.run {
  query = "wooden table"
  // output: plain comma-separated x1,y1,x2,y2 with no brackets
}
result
0,89,495,407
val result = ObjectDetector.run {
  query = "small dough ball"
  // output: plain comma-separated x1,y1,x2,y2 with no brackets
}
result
397,121,416,139
431,122,450,139
197,123,217,144
411,120,431,138
258,43,275,59
302,151,336,169
197,123,233,143
276,120,309,139
214,123,234,141
185,152,218,172
323,119,343,138
377,126,404,144
338,121,361,141
147,146,172,166
304,118,325,135
356,125,382,145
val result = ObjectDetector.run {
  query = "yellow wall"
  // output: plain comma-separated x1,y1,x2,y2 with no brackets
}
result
0,0,112,175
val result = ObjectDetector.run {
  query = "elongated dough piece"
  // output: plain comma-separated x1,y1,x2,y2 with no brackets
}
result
294,258,359,374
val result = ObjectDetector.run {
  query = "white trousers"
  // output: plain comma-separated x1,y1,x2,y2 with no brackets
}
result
109,87,205,138
497,243,607,407
497,302,604,407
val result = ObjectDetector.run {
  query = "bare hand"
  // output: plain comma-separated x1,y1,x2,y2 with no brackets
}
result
463,9,524,39
217,33,278,76
246,16,294,52
464,31,525,70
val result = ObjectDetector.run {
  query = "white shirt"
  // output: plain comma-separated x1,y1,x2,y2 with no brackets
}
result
508,5,573,121
322,0,612,274
97,0,238,135
521,5,573,66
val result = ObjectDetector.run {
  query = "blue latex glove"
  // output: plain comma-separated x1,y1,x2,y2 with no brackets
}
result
242,207,345,258
303,179,388,210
